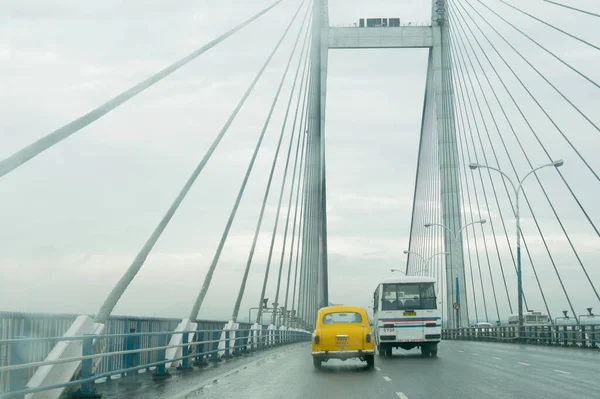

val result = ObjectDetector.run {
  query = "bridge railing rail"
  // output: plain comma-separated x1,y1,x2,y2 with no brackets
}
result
0,312,309,397
442,324,599,349
0,311,234,391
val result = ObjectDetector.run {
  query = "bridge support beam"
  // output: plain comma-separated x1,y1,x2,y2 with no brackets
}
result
430,0,468,329
165,318,197,369
25,315,105,399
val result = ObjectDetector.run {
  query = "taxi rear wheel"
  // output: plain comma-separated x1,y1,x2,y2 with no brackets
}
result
365,355,375,368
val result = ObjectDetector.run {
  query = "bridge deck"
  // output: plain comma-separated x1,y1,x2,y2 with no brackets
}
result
96,341,599,399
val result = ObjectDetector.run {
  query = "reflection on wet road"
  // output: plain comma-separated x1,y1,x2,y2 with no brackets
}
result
97,341,600,399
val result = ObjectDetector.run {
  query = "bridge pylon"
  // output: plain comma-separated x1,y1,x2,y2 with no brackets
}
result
324,0,469,328
429,0,468,329
309,0,330,312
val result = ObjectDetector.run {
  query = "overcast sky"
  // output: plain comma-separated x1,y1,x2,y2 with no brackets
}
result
1,0,598,323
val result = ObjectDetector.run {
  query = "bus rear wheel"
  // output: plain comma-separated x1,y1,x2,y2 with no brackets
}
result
420,345,431,357
385,345,393,357
313,358,322,369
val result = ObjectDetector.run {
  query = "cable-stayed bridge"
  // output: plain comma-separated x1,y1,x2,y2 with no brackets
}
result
0,0,599,398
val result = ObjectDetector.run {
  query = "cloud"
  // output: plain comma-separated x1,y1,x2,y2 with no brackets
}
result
330,193,413,211
0,0,597,326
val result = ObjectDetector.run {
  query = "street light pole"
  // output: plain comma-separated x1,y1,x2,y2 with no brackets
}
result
402,250,449,276
469,159,563,339
424,219,486,328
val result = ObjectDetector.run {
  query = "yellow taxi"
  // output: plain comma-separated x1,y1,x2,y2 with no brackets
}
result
311,305,375,369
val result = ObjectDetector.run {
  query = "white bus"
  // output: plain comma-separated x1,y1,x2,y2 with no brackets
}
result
372,276,441,357
507,311,550,326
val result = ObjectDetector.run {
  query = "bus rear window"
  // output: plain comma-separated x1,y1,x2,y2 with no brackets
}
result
381,283,436,310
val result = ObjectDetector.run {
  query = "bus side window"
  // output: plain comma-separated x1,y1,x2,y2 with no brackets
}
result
382,284,397,310
373,291,379,312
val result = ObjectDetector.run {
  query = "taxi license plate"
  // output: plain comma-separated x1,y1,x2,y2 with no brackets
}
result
403,311,416,316
336,337,348,349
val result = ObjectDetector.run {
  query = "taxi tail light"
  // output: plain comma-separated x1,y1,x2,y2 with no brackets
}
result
314,335,320,344
366,333,372,343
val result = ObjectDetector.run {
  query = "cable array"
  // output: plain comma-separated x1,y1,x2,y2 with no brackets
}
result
7,0,599,330
445,0,599,324
408,0,599,326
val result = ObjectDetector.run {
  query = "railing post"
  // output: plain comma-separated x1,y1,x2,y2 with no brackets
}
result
119,328,141,388
194,331,207,367
125,328,137,372
177,331,192,371
8,336,28,399
223,329,231,358
234,329,244,355
239,329,248,354
211,331,220,362
232,330,239,356
72,335,101,398
152,333,171,381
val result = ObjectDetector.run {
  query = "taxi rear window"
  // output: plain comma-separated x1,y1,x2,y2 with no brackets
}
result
322,312,362,324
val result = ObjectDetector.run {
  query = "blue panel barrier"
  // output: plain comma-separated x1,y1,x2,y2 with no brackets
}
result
0,311,311,397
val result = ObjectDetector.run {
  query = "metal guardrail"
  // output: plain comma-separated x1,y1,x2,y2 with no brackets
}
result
442,324,600,349
0,312,309,397
0,312,237,392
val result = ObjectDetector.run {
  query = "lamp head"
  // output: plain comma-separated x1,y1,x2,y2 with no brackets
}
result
403,250,409,254
424,223,432,228
469,163,479,170
552,159,564,167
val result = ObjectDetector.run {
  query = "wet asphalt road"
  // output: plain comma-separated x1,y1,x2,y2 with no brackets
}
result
96,341,600,399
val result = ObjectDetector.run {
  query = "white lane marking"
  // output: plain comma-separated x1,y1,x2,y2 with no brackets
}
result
396,393,409,399
457,350,465,353
517,362,530,366
375,366,382,371
472,353,481,356
491,357,502,360
383,376,392,382
554,369,571,375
